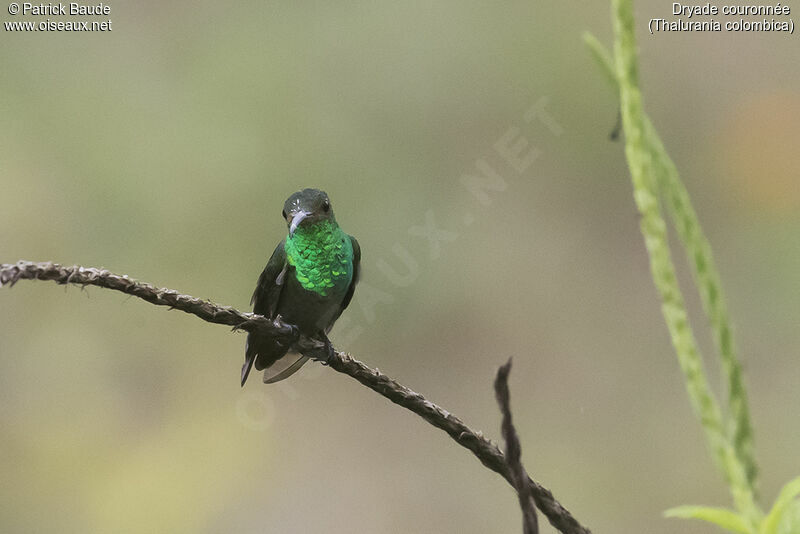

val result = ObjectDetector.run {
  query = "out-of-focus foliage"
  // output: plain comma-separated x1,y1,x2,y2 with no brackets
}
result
1,1,798,533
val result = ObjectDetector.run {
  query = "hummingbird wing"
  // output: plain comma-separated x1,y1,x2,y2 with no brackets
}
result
328,235,360,329
241,240,287,386
250,239,287,317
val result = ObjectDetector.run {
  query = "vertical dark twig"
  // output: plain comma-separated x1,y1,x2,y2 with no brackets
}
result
495,358,539,534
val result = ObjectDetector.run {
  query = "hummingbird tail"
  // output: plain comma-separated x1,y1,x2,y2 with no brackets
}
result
241,340,258,387
242,332,294,386
262,352,310,383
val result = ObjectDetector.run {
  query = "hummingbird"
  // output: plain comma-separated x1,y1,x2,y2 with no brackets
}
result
241,188,360,386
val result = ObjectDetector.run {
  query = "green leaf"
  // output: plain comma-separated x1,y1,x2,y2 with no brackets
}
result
776,499,800,534
761,476,800,534
665,505,751,534
582,32,617,90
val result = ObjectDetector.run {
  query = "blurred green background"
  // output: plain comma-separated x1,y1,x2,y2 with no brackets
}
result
1,2,798,533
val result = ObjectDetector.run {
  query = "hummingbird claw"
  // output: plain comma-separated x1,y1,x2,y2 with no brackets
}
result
273,315,299,339
303,335,334,363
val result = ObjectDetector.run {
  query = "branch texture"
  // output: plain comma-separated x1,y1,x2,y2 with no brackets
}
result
495,358,539,534
1,261,590,534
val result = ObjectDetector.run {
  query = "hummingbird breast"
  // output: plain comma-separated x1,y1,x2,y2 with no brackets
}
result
281,220,354,333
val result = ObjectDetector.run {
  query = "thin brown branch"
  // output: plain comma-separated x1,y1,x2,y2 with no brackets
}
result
1,260,591,534
0,261,294,337
495,358,538,534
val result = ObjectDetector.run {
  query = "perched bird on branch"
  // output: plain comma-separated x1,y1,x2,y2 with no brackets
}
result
241,188,361,386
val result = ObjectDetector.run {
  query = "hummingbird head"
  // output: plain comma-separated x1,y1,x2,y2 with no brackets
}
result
282,188,335,237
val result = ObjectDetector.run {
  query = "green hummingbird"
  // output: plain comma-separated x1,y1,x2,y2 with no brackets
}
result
241,188,360,386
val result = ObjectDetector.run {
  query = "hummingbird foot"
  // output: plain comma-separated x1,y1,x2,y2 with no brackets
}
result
273,314,300,340
301,333,335,363
320,337,335,364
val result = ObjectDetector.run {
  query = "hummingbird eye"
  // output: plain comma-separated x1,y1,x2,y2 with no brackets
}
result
322,201,330,212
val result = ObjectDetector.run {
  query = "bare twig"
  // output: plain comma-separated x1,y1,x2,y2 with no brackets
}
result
1,261,591,534
0,261,293,337
495,358,539,534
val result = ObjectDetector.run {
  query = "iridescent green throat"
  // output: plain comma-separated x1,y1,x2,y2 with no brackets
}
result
284,218,353,296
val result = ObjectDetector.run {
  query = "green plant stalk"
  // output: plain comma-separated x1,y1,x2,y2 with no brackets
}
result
583,29,757,497
646,121,757,492
608,0,760,526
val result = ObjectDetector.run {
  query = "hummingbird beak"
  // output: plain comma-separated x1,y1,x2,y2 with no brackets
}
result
289,210,310,237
